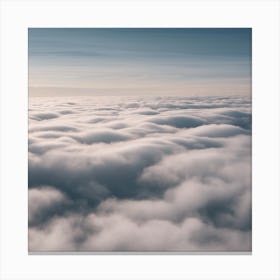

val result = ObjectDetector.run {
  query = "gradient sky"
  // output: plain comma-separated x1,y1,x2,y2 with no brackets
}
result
29,28,251,97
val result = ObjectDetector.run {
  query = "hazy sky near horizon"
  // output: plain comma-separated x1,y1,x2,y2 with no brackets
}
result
29,28,251,97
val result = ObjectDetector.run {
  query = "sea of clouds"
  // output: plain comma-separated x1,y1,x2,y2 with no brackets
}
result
28,95,252,252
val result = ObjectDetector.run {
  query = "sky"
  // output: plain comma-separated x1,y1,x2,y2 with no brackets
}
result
28,28,252,97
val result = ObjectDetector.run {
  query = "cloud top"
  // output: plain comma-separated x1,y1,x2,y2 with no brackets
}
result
28,95,251,252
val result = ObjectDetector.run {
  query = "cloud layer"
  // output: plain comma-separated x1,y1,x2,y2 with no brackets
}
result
28,95,251,252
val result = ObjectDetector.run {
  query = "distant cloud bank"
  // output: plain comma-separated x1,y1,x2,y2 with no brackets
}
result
28,95,251,252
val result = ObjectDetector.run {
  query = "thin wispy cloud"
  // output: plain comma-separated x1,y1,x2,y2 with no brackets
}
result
29,28,251,97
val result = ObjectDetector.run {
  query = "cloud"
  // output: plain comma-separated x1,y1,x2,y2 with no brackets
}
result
28,186,69,225
149,115,204,128
30,112,60,121
72,129,132,144
29,212,251,252
28,95,251,252
185,124,250,138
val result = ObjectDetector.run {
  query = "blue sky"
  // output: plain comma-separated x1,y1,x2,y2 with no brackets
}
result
29,28,251,97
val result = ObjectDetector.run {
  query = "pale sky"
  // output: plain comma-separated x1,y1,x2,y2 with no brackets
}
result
29,28,251,97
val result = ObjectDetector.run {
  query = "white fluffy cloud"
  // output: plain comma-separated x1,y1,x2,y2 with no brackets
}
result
28,95,251,252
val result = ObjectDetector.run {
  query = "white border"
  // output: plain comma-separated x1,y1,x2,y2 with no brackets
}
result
0,0,279,279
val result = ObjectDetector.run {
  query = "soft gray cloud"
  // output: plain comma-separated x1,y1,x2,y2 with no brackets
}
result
28,95,251,252
28,186,69,225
